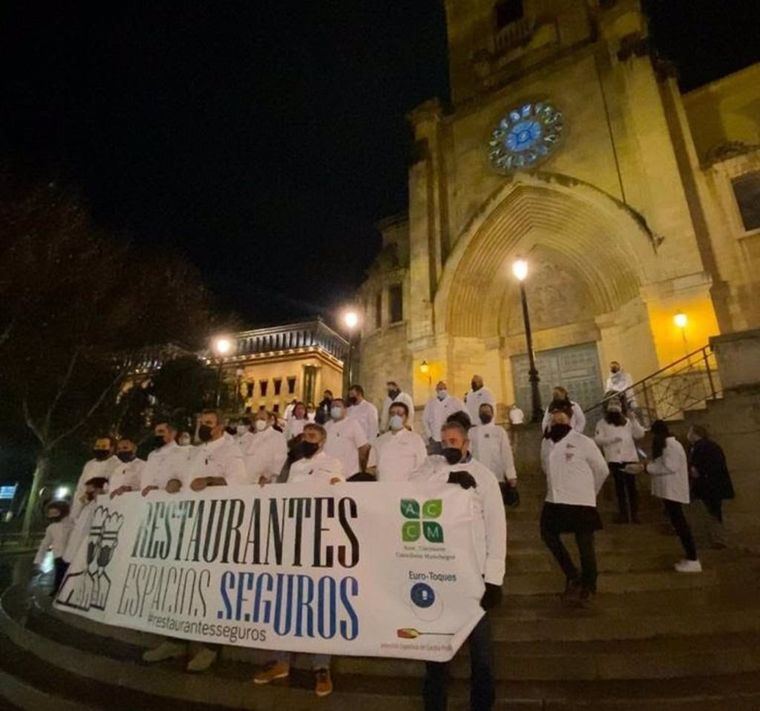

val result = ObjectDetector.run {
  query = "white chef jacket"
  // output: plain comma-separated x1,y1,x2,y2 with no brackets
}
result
35,518,73,565
288,451,344,484
508,407,525,425
347,399,379,441
140,441,191,491
367,429,427,481
285,417,308,440
412,454,506,585
470,424,517,482
242,427,288,483
647,437,690,504
541,430,609,507
606,370,637,407
380,391,416,431
108,458,145,493
464,387,495,426
541,401,586,434
422,394,466,442
71,456,119,519
325,417,369,478
594,417,645,463
184,436,247,488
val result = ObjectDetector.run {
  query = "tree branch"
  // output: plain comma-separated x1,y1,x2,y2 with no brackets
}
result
48,368,126,449
43,346,81,438
21,395,44,447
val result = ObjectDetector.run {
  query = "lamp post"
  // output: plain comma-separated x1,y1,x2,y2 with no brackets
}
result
342,309,360,393
212,336,232,408
512,259,543,422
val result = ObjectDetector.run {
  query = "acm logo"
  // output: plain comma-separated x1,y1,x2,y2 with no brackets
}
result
400,498,443,543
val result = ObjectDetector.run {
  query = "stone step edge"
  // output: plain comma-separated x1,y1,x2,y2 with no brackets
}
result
0,667,95,711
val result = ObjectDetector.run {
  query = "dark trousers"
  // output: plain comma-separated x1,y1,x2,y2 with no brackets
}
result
610,462,638,520
53,558,68,593
541,527,598,593
702,497,723,523
423,614,493,711
663,499,698,560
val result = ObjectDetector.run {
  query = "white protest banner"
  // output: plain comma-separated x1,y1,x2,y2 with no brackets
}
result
54,482,485,661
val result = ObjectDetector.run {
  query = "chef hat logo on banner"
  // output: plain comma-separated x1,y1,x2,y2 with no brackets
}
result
400,498,444,543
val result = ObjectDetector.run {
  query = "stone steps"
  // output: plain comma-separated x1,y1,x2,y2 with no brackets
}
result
5,593,760,709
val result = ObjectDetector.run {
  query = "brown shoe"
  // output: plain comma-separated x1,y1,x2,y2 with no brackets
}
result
253,660,290,685
314,668,333,697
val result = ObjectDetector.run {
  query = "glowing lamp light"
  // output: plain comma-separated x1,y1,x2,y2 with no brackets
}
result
512,259,529,282
54,486,70,500
674,312,688,329
213,337,232,356
343,310,359,330
420,360,430,374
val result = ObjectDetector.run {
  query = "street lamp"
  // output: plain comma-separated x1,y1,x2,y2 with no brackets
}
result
342,309,360,391
212,336,234,408
674,312,689,355
512,259,543,423
420,360,432,393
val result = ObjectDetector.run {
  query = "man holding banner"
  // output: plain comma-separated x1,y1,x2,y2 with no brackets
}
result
142,409,245,672
253,422,343,697
414,420,507,711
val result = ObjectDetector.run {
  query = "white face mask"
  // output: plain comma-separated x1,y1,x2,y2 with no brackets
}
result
236,425,248,435
330,406,344,420
389,414,404,431
436,389,447,400
254,420,268,432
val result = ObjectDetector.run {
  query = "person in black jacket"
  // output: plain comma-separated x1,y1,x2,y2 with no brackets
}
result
314,389,333,425
687,425,734,548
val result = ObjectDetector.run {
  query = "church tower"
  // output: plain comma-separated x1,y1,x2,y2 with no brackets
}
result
358,0,760,419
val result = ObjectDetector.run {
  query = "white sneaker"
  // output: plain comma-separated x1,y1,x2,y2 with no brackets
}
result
674,559,703,573
142,640,186,663
187,646,218,672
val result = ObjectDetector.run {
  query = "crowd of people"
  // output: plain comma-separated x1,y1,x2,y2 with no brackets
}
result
33,361,734,710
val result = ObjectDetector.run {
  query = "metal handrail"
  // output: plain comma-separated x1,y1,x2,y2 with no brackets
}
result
584,344,715,414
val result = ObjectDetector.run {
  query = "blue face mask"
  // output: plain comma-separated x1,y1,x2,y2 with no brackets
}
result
436,389,448,400
389,414,404,431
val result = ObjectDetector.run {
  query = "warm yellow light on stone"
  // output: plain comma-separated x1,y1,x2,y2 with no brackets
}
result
674,312,688,329
420,360,430,374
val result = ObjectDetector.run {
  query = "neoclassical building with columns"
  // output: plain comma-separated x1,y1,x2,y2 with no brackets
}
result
357,0,760,418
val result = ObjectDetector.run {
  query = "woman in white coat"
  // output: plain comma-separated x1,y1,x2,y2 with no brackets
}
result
594,397,645,524
634,420,701,573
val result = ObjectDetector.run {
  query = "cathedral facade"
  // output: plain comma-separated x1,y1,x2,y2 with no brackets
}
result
358,0,760,417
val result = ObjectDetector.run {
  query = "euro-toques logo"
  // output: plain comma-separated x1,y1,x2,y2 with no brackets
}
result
400,499,443,543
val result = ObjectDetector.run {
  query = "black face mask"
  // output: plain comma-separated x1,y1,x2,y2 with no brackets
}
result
116,451,135,463
480,414,493,424
93,450,110,461
388,389,400,399
301,441,319,458
348,396,358,406
549,424,572,442
151,435,167,450
471,381,479,391
224,425,237,436
197,425,214,442
442,447,463,465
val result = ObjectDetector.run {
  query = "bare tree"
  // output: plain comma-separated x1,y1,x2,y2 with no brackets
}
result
0,177,217,537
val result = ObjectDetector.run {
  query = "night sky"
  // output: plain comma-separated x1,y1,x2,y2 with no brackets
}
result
1,1,758,328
